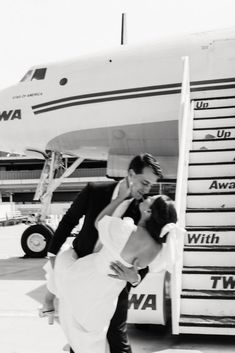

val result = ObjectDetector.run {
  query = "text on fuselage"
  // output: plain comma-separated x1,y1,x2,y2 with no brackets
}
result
0,110,21,121
128,294,157,310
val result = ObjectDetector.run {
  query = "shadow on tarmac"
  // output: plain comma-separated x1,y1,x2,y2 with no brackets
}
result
128,321,235,352
0,256,47,280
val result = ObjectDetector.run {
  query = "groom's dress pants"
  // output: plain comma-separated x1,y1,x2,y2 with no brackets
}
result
107,286,132,353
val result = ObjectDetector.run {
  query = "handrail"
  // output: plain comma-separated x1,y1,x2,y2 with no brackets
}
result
172,56,193,334
175,56,191,225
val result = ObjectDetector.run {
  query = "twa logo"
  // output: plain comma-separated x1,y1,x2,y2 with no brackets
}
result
211,276,235,289
0,110,21,121
128,294,157,310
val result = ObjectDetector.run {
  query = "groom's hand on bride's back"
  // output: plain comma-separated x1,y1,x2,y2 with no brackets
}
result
108,259,141,286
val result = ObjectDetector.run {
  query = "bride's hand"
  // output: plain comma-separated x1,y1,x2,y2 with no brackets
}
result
117,177,132,200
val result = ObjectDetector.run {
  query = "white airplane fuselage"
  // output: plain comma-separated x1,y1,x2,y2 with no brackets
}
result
1,28,235,177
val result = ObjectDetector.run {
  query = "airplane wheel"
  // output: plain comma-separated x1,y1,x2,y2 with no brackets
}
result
21,224,54,258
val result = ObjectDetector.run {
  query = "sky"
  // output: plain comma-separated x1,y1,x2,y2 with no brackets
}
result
1,0,235,89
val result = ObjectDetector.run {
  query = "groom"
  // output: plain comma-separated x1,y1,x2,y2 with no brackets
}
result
48,153,162,353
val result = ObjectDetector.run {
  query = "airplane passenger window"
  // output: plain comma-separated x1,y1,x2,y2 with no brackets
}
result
60,78,68,85
31,68,47,80
20,70,33,82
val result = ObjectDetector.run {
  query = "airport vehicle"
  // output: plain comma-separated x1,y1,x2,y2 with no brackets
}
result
0,27,235,334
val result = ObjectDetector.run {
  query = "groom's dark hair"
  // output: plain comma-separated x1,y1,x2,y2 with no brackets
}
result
128,153,163,178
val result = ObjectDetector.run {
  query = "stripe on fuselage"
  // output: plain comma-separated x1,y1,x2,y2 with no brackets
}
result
32,77,235,115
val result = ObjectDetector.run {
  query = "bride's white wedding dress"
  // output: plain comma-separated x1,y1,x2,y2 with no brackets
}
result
53,215,137,353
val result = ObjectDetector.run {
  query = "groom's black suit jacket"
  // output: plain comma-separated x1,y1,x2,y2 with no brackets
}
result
48,180,148,279
48,181,117,256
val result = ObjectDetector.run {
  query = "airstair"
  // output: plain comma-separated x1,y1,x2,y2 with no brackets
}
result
175,69,235,335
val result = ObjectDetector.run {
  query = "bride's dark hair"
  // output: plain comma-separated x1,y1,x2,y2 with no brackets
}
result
145,195,177,243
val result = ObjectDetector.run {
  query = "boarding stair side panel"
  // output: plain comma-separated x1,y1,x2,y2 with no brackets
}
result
179,97,235,335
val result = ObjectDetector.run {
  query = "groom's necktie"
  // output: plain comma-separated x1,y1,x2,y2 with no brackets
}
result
121,199,141,225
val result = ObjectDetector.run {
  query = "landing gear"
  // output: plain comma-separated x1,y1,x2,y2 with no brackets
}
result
20,151,84,258
21,224,54,258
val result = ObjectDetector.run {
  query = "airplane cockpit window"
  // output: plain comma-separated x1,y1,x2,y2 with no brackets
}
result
20,70,33,82
20,68,47,82
31,68,47,80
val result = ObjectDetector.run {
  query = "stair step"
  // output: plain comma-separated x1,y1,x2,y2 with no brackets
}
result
194,108,235,118
180,290,235,316
179,315,235,335
183,266,235,273
194,117,235,129
182,266,235,291
192,138,235,150
189,149,235,163
188,162,235,177
182,289,235,298
178,97,235,336
183,246,235,267
185,227,235,246
184,245,235,250
187,193,235,209
194,97,235,108
188,177,235,193
186,208,235,227
193,126,235,139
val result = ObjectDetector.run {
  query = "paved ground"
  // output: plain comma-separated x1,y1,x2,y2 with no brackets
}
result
1,224,235,353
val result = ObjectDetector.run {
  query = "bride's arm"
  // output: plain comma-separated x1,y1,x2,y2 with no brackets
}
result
95,195,126,229
95,178,131,229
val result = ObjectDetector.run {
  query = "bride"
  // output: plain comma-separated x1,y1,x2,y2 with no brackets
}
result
49,187,177,353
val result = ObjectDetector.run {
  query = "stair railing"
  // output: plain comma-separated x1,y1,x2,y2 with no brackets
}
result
175,56,192,223
171,56,194,334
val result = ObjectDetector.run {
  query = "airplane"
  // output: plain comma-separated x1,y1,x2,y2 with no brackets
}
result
0,27,235,258
1,25,235,334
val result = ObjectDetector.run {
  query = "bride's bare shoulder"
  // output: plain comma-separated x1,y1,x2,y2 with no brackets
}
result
121,226,161,267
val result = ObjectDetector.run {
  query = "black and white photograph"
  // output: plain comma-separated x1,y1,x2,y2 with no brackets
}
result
0,1,235,352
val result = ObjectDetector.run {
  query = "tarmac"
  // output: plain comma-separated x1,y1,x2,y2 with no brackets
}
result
1,223,235,353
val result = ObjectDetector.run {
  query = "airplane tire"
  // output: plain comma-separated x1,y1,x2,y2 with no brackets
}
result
21,224,54,258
